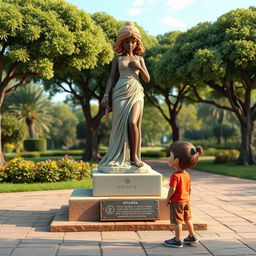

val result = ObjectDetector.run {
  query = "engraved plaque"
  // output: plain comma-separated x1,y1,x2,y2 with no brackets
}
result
101,199,159,221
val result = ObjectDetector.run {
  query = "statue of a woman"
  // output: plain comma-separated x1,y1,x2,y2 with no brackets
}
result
99,22,150,173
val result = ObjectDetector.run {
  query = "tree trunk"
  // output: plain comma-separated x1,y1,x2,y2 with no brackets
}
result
83,122,100,161
237,122,256,165
0,113,5,166
170,116,179,142
25,118,37,138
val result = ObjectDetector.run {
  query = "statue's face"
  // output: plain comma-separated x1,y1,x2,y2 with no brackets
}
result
122,37,137,53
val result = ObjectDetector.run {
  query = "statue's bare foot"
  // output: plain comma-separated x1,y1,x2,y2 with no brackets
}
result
131,157,144,167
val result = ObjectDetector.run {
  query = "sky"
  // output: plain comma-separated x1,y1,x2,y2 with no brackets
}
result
66,0,255,36
52,0,255,102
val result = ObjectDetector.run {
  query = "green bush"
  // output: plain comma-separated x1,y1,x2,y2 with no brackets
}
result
35,160,60,183
215,149,240,163
0,156,96,183
24,138,47,152
141,149,166,158
188,140,240,150
40,150,83,157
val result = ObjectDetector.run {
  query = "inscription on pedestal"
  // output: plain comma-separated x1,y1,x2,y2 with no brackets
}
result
101,199,159,221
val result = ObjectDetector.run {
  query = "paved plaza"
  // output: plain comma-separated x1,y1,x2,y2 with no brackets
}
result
0,159,256,256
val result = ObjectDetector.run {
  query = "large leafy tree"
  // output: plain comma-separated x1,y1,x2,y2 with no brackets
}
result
142,104,171,146
159,8,256,164
0,0,112,165
144,31,186,141
197,101,239,144
45,12,157,160
4,83,52,138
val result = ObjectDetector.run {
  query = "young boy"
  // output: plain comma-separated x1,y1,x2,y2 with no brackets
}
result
163,140,203,248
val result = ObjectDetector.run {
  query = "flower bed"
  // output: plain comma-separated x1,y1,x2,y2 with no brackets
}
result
0,156,97,183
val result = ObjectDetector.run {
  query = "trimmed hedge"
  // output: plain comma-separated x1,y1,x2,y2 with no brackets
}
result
24,139,47,152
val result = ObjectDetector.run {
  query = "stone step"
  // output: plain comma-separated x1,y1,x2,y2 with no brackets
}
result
51,206,207,232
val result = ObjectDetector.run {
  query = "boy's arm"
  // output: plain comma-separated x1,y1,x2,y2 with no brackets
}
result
166,186,176,207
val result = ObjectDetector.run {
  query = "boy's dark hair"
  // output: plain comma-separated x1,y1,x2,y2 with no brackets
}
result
168,140,203,169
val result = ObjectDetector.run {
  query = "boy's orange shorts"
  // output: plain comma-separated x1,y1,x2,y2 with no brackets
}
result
170,201,192,224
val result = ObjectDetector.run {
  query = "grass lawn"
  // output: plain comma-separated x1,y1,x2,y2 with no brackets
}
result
0,179,92,193
195,160,256,180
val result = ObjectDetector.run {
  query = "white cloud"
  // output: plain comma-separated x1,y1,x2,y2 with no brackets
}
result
165,0,196,11
133,0,144,6
161,16,187,28
128,7,144,16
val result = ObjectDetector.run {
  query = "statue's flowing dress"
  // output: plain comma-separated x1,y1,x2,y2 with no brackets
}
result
99,56,148,173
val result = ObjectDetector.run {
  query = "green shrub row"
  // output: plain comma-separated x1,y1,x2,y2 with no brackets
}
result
214,149,240,163
141,149,166,158
0,156,97,183
187,140,240,150
24,139,47,152
4,150,84,161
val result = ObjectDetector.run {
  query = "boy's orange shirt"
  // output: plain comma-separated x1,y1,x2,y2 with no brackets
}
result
169,171,191,202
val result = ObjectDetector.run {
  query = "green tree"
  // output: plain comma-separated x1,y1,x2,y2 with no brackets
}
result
4,83,52,138
45,12,157,160
144,31,188,141
142,104,171,146
48,104,78,149
177,104,202,139
159,8,256,165
74,106,111,150
197,101,239,144
1,113,26,150
0,0,112,165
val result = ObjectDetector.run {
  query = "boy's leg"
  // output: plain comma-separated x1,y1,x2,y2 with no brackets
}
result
183,202,199,244
184,219,195,237
163,202,184,247
174,223,182,241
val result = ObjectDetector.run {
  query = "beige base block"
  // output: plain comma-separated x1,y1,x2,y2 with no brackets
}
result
51,204,208,232
69,188,170,222
92,169,162,196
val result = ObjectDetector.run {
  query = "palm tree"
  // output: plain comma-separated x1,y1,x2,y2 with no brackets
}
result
4,83,52,138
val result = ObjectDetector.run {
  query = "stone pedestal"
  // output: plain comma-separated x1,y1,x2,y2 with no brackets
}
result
92,169,162,196
69,188,170,222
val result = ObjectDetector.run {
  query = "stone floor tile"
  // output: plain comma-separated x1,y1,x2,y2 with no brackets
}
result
102,231,138,240
0,239,20,248
241,240,256,251
64,232,101,242
58,243,100,256
142,241,209,255
200,238,256,256
18,243,58,248
228,225,256,233
237,233,256,239
137,230,174,241
21,237,63,244
101,241,145,256
0,248,13,256
10,247,57,256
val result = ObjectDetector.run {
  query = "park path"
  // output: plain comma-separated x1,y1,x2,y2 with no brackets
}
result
0,159,256,256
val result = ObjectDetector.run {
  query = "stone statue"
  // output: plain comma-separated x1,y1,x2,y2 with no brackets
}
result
99,21,151,174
